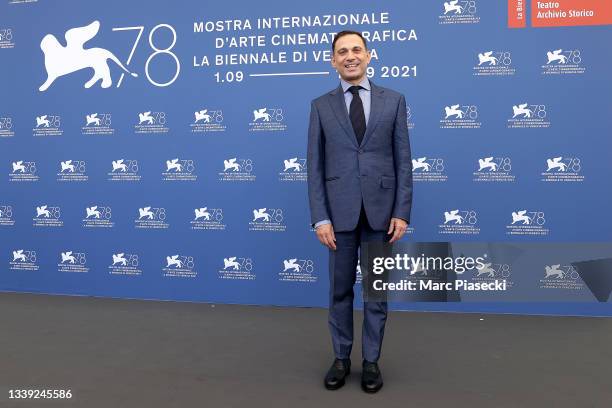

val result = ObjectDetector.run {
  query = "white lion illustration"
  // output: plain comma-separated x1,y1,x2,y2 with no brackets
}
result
39,21,137,91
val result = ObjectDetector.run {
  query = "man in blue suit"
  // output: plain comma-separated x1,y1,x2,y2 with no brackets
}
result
307,30,413,393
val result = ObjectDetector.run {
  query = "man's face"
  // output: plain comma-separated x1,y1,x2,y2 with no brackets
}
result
331,34,371,82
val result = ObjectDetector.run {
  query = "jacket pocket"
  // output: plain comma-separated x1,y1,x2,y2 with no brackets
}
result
325,176,340,182
380,175,395,189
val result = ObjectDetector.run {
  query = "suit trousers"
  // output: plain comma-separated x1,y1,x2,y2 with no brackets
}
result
328,204,390,363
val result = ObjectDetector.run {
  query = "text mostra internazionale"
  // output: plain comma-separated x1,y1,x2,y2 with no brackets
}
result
194,13,393,32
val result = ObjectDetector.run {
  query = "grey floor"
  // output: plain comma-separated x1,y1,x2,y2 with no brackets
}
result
1,292,611,408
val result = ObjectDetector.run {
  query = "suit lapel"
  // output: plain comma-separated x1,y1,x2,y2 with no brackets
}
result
361,81,385,148
328,84,359,148
327,80,387,149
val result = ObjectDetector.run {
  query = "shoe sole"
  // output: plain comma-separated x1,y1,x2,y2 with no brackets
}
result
361,382,383,393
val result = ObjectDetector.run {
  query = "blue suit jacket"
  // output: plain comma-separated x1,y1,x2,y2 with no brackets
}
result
307,80,413,232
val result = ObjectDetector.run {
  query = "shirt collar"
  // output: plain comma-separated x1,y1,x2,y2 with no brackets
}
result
340,76,371,93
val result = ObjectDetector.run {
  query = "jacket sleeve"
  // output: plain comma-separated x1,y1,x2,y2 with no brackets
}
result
306,100,330,227
392,94,413,224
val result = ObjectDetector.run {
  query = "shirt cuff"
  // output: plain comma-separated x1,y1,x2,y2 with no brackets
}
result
314,219,331,229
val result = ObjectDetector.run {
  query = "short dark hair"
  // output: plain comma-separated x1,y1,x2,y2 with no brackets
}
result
332,30,368,53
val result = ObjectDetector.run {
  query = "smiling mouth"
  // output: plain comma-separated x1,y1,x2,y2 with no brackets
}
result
344,63,359,69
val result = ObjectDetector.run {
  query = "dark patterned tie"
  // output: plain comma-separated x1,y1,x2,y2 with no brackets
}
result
348,85,366,146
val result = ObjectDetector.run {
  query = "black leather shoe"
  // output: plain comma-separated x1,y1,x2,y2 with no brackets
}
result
324,358,351,390
361,360,383,393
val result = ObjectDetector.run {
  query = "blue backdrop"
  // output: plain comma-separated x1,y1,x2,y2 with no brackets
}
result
1,0,611,316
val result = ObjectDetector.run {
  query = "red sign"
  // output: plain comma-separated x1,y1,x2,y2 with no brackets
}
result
532,0,612,27
508,0,527,28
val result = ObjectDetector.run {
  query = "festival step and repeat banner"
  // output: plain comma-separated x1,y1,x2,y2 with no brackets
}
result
1,0,611,316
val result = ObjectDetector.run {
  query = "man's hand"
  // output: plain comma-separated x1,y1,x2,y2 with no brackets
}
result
387,218,408,243
315,224,337,250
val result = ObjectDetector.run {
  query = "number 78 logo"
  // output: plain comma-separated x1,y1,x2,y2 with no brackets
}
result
112,24,180,87
38,20,180,91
